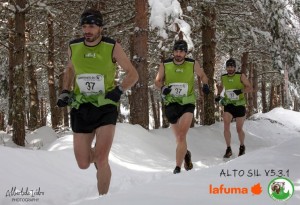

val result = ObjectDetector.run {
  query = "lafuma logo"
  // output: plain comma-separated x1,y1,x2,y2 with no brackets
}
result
209,183,263,195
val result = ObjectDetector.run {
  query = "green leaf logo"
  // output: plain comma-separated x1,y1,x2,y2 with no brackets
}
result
268,177,294,201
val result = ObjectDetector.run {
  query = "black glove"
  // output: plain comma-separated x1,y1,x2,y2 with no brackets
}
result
57,90,72,107
162,85,172,95
233,89,243,95
202,84,210,95
105,86,123,102
215,95,221,103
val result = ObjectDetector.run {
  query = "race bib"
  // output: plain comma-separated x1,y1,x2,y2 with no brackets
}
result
169,83,188,97
226,89,239,100
76,74,105,95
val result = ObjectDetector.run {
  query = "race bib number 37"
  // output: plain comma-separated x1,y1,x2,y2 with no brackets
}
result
76,74,105,95
169,83,188,97
226,89,239,100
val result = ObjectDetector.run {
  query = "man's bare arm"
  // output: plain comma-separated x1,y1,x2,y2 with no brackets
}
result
113,43,138,90
62,47,75,91
154,63,165,90
241,74,253,93
194,60,208,84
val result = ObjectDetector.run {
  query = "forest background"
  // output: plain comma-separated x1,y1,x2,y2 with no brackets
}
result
0,0,299,146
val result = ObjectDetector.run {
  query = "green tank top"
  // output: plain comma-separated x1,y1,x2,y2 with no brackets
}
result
163,58,196,105
69,37,118,108
221,72,246,106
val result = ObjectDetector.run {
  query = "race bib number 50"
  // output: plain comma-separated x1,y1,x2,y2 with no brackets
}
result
169,83,188,97
76,74,105,95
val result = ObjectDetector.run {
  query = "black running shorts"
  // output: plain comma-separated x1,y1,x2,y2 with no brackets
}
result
70,103,118,133
224,104,246,118
165,103,195,124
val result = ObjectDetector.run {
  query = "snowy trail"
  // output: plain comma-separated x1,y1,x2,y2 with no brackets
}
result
0,108,299,205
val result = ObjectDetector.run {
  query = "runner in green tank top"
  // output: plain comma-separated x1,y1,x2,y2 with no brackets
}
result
155,40,210,174
215,58,252,158
56,9,138,195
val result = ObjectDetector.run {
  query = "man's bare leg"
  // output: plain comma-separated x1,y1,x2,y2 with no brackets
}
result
73,132,95,169
236,116,245,145
222,112,233,158
94,124,115,195
236,116,246,156
223,112,233,147
171,112,193,168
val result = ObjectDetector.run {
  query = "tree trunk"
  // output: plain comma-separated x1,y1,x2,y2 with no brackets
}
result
129,0,149,129
150,89,159,129
12,0,27,146
241,52,248,74
195,99,200,124
283,67,289,108
269,83,276,110
276,84,281,107
27,50,40,130
252,67,258,113
201,5,216,125
0,112,4,131
261,75,267,113
294,98,299,111
47,13,59,129
8,17,14,127
247,63,253,118
57,52,63,126
40,98,46,126
161,104,169,128
156,99,161,128
241,52,250,116
281,83,285,108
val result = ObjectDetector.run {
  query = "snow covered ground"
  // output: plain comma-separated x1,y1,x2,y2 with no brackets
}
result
0,107,299,205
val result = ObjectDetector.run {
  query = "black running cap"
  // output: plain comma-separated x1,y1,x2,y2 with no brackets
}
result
173,40,188,52
226,58,236,68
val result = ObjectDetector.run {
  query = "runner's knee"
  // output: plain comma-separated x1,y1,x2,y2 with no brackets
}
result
94,152,109,167
77,160,90,169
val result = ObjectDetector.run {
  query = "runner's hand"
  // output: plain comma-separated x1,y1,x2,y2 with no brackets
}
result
57,90,71,107
215,95,221,103
233,89,243,95
202,84,210,95
162,85,172,95
105,86,123,102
